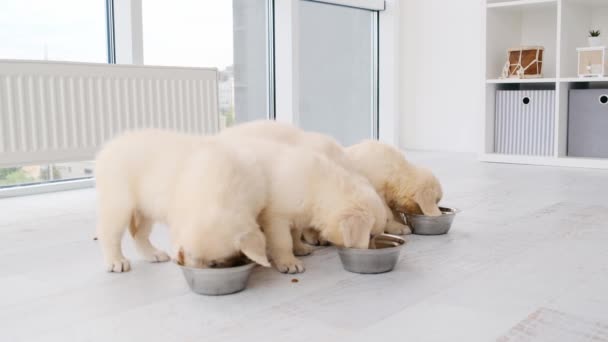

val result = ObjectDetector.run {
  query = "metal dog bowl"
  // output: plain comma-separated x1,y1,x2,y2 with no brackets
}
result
179,262,256,296
404,207,459,235
337,234,406,274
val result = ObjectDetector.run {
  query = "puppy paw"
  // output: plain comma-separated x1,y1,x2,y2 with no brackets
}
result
293,243,313,256
273,257,305,274
106,258,131,273
385,221,412,235
302,229,321,246
143,250,171,263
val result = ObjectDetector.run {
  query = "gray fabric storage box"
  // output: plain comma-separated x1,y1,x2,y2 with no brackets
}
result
568,89,608,158
495,90,555,156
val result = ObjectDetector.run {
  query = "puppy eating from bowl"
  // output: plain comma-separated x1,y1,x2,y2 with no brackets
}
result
221,121,443,241
220,137,387,274
345,140,444,231
95,129,271,272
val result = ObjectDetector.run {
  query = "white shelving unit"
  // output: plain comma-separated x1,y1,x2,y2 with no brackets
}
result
481,0,608,169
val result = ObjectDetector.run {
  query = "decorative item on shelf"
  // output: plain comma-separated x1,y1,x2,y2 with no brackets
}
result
500,46,544,79
588,30,602,47
577,46,607,78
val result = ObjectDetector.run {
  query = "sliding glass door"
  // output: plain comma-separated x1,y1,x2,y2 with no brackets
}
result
143,0,274,127
297,0,378,146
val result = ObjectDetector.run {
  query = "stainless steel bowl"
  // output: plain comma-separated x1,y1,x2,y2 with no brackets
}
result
337,234,406,274
179,262,256,296
404,207,459,235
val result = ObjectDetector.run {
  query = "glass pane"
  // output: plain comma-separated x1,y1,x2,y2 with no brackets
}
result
0,166,49,188
233,0,273,123
298,0,376,146
142,0,271,128
0,1,105,189
0,0,108,63
51,161,95,181
0,162,94,189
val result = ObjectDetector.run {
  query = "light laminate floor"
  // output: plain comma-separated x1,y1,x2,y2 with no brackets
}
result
1,152,608,342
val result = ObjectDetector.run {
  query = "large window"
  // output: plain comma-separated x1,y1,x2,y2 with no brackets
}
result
0,0,275,191
142,0,273,128
0,0,109,189
0,0,108,62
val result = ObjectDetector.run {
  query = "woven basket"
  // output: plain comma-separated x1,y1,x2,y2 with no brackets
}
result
501,46,544,79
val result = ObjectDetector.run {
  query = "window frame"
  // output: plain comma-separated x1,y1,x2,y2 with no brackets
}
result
106,0,117,64
304,0,385,11
268,0,277,120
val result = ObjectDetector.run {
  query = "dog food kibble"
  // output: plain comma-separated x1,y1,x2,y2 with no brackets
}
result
291,278,299,283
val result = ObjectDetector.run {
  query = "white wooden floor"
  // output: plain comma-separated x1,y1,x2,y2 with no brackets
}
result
1,152,608,342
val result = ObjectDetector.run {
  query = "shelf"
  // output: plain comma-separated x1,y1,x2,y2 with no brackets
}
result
560,1,608,77
487,0,557,10
488,77,608,83
559,77,608,83
479,153,608,169
486,2,558,79
576,46,607,52
562,0,608,6
483,0,608,169
486,78,557,84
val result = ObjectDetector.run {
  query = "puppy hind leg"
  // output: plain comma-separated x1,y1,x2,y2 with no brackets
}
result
302,228,330,246
292,229,313,256
130,215,170,263
302,227,320,245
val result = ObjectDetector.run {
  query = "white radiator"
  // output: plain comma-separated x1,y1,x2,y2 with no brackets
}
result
0,60,219,167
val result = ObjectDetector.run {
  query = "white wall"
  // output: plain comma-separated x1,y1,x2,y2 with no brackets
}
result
399,0,484,153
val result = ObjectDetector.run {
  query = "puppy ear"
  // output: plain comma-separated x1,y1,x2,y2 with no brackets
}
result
236,231,271,267
414,191,442,216
340,211,373,248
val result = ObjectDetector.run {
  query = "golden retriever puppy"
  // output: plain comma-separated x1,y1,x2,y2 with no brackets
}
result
220,121,442,237
345,140,443,222
219,120,350,168
95,130,270,272
222,137,387,274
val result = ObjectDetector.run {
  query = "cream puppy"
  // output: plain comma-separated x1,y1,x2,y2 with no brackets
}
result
222,137,387,274
345,140,443,219
220,121,443,236
95,130,270,272
219,120,350,168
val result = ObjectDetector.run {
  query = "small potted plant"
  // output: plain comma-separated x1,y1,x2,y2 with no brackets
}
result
588,30,602,47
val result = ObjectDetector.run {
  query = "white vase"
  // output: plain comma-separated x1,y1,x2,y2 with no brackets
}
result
588,37,602,47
